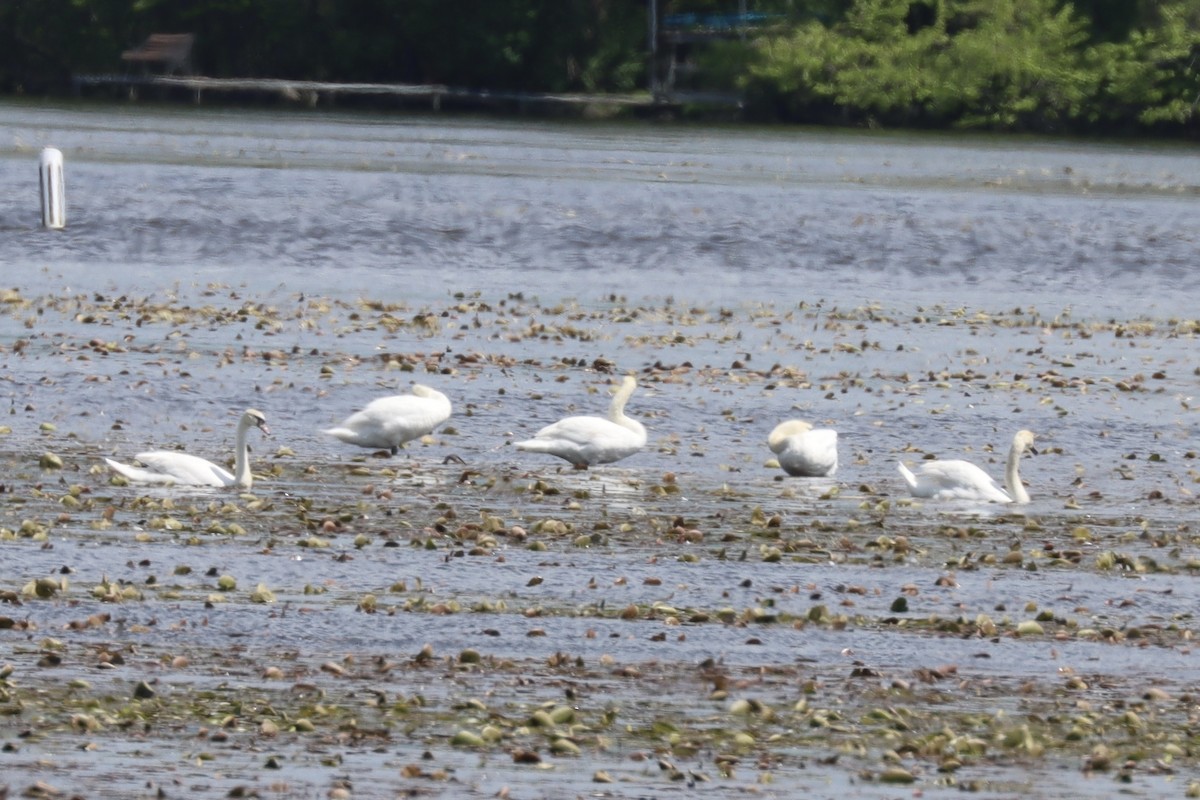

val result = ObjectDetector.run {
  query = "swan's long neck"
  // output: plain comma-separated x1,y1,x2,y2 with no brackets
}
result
609,383,644,437
1005,440,1029,504
233,418,253,489
607,379,637,427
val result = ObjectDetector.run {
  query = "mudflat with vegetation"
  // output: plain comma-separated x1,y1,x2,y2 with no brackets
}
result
1,283,1198,799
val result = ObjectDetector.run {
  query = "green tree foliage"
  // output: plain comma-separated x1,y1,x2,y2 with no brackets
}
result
1085,4,1200,129
2,0,1199,135
0,0,134,90
744,0,1200,133
0,0,647,93
928,0,1093,129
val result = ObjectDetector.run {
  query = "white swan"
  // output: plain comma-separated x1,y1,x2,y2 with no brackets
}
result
324,384,452,454
897,429,1035,504
104,409,269,489
768,420,838,477
515,375,647,469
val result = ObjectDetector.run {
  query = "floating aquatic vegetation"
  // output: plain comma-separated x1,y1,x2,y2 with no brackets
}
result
1,285,1199,797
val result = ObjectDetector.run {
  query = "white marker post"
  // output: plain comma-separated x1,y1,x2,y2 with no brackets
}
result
38,147,66,229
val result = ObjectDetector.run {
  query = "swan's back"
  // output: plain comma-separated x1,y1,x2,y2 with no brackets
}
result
769,421,838,477
516,415,645,467
104,452,235,487
104,408,266,489
898,459,1011,503
516,376,646,468
325,385,452,450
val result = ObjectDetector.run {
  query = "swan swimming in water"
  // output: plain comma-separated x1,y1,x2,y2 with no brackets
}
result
768,420,838,477
104,409,269,489
897,429,1035,504
515,375,647,469
324,384,452,455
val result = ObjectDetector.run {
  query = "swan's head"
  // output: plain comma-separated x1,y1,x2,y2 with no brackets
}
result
242,409,270,436
606,375,639,418
609,375,638,400
411,384,436,398
1013,429,1035,454
768,420,813,452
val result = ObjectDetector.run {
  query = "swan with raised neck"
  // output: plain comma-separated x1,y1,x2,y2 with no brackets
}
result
898,429,1034,504
515,375,647,469
104,409,269,489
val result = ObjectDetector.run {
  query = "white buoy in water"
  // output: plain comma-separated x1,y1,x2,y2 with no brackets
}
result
38,147,66,229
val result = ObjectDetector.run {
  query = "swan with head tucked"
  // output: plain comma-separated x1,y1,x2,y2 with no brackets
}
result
515,375,646,469
768,420,838,477
104,409,269,489
324,384,452,455
897,429,1035,503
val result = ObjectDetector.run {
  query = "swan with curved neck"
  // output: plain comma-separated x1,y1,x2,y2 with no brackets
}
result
324,384,452,455
515,375,647,469
104,409,269,489
898,429,1035,503
768,419,838,477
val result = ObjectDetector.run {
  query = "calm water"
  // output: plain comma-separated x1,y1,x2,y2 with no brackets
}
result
1,101,1199,798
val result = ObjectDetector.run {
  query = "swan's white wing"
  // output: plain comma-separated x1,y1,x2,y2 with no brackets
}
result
326,394,451,449
903,458,1011,503
104,457,181,485
528,415,618,443
117,451,235,487
516,415,644,466
361,394,451,429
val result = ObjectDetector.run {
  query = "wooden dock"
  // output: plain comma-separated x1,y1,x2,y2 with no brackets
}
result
71,73,740,113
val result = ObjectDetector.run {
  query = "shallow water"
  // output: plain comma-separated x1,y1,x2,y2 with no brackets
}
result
1,100,1199,798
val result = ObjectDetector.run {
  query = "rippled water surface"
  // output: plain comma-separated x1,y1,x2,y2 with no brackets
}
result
4,101,1199,309
1,101,1199,799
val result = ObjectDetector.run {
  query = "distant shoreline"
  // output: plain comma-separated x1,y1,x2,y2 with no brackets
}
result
68,73,746,121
